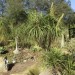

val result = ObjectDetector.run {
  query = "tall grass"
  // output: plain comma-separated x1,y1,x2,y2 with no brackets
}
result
43,47,75,75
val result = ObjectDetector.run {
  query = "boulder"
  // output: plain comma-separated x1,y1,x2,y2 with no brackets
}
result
0,57,7,72
39,69,52,75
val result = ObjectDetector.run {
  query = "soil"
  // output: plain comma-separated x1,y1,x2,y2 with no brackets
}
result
0,48,40,75
10,60,35,74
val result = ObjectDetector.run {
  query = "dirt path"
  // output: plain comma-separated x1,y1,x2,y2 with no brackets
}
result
9,60,35,74
0,49,40,75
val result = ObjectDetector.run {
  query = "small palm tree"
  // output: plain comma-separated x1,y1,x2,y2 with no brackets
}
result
41,3,64,49
25,3,64,50
0,17,10,45
25,10,44,46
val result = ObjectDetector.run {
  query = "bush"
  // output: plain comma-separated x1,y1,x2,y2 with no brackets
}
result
43,47,75,75
43,47,62,67
60,53,75,75
30,45,42,52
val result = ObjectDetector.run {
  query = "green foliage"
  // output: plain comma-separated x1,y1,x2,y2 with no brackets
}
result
0,47,5,51
0,0,75,74
0,1,69,49
60,54,75,75
7,41,16,48
8,10,27,25
43,47,62,67
26,10,44,41
0,46,5,53
43,47,75,75
30,44,42,52
25,3,64,49
0,18,10,43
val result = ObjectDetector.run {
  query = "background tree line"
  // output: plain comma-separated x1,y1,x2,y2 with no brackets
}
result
0,0,75,49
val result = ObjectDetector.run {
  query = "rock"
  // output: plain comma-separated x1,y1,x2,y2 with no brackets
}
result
39,69,52,75
10,74,24,75
23,60,27,62
0,57,7,72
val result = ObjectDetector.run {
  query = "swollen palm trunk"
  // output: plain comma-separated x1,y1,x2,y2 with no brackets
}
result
61,33,64,48
13,37,19,54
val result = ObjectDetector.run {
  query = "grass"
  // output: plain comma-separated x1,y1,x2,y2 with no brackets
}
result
42,47,75,75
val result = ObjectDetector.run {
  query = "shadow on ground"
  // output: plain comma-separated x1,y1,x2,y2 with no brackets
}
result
8,63,15,71
1,50,9,54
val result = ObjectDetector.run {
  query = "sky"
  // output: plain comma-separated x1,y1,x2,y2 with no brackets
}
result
71,0,75,11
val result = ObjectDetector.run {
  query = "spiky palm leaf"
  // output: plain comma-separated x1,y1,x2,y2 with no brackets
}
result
25,10,44,45
0,18,10,43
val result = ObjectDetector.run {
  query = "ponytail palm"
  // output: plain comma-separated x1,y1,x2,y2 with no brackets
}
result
40,3,64,49
25,10,44,45
25,3,64,49
0,18,10,44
